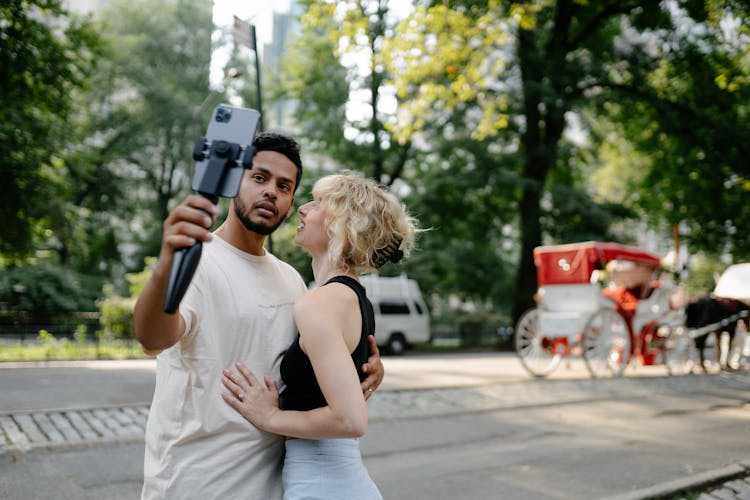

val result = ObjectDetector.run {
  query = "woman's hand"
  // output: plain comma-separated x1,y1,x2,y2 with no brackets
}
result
221,362,279,432
360,335,384,401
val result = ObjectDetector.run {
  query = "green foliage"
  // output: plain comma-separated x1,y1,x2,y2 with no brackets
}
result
387,0,750,321
4,0,749,333
270,220,314,285
429,297,511,348
86,0,214,262
386,3,510,141
279,4,349,158
401,139,520,307
0,338,145,361
543,146,636,243
34,328,92,360
96,284,135,341
0,0,102,259
683,253,727,297
0,261,103,313
608,37,750,259
37,329,55,345
95,257,154,340
280,1,414,184
126,256,156,297
543,184,634,244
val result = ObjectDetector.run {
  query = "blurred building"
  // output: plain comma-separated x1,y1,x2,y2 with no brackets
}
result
261,1,301,131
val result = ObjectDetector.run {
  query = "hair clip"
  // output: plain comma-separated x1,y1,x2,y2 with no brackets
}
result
372,239,403,268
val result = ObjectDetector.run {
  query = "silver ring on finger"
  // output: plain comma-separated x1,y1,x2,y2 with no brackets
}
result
238,390,246,401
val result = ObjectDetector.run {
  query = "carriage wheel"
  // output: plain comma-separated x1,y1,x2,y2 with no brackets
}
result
514,308,561,378
663,326,697,376
582,308,631,378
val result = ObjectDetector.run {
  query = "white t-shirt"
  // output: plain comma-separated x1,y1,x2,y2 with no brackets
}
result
142,235,307,500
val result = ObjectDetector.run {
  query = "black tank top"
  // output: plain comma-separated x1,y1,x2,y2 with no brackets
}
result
279,276,375,411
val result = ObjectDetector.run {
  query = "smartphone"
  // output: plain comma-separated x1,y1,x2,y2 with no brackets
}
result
191,104,261,198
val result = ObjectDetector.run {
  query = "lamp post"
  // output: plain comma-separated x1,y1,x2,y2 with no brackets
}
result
192,67,242,138
249,24,263,132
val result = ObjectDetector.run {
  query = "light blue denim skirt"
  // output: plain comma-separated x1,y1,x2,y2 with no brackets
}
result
282,438,382,500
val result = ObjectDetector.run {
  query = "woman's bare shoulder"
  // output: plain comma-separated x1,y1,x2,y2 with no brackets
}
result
295,281,357,315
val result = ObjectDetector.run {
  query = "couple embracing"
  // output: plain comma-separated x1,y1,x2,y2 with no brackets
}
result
135,132,418,499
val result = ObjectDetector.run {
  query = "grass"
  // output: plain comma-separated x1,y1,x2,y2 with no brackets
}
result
0,331,147,362
0,332,514,362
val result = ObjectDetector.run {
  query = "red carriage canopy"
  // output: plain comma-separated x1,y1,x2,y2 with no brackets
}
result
533,241,662,286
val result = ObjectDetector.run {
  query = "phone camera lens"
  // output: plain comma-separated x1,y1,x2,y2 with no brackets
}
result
216,107,232,123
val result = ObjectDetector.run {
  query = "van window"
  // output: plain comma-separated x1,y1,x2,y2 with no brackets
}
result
414,302,424,315
379,301,410,315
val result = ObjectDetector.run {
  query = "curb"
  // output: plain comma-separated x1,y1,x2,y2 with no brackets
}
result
0,405,149,455
602,460,750,500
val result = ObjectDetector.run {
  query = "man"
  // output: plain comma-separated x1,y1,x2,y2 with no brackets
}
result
134,132,383,499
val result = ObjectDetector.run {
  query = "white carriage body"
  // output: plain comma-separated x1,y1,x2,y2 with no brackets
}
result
536,284,613,338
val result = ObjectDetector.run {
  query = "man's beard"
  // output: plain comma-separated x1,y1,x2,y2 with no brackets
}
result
234,198,285,236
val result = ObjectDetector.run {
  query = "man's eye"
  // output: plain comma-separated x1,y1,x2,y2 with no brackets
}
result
279,184,291,192
253,174,265,182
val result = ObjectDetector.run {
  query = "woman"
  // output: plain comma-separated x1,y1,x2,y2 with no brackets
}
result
221,172,418,499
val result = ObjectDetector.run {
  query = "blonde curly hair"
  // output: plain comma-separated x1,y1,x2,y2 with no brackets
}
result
313,173,418,274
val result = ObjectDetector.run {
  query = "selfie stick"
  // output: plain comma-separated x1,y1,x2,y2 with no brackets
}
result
163,138,255,313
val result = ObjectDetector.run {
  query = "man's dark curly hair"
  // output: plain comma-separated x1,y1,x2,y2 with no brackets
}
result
252,131,303,193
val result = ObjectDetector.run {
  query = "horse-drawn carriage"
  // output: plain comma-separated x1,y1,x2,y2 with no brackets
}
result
514,241,694,378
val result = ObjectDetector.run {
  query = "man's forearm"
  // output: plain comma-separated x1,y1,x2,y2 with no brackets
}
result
134,259,183,351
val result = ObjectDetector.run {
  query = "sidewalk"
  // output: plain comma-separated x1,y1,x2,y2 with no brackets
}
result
2,358,749,499
2,380,750,498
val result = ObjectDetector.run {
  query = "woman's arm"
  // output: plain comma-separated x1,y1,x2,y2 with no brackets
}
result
222,288,368,439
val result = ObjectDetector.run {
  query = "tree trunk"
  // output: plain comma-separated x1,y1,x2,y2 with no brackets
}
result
512,3,572,324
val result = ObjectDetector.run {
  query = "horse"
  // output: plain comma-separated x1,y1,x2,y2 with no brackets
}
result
684,295,749,371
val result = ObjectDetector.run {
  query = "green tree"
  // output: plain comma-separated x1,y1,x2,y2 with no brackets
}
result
0,0,101,259
279,1,413,185
89,0,214,261
612,37,750,260
274,1,632,313
388,0,750,321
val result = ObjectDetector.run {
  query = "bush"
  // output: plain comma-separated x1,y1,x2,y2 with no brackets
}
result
96,257,154,341
97,284,136,341
429,297,511,348
0,262,103,313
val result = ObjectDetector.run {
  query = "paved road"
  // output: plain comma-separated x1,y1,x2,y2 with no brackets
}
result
1,353,749,499
0,352,670,414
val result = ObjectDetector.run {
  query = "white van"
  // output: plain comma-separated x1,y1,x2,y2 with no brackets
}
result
359,274,431,355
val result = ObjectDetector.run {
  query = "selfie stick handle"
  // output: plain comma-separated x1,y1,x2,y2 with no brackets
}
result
163,140,244,314
163,237,206,314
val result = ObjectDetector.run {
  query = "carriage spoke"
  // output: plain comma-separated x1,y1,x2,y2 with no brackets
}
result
583,309,631,378
514,309,561,378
